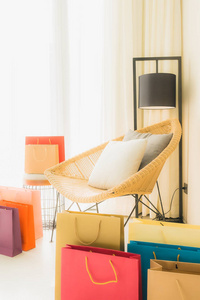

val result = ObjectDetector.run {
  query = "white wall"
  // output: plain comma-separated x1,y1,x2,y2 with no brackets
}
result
182,0,200,224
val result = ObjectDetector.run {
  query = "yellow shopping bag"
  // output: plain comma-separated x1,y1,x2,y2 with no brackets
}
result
55,211,124,300
128,218,200,247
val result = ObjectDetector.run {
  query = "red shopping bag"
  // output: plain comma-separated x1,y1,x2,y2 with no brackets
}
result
25,136,65,163
0,206,22,257
0,200,35,251
61,245,142,300
0,186,42,239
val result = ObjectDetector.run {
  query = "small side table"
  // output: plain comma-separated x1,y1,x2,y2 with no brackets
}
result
23,174,65,241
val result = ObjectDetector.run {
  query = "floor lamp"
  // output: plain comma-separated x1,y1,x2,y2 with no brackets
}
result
133,56,182,222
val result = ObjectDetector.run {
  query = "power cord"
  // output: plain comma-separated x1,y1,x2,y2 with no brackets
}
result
152,186,186,221
164,187,180,216
164,186,187,216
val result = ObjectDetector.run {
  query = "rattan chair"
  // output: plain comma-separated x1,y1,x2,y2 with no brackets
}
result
45,118,181,237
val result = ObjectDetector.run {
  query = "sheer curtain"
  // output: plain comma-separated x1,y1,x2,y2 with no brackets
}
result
51,0,134,157
0,0,54,187
51,0,105,157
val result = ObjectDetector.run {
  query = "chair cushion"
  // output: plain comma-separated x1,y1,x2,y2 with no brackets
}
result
123,130,173,169
88,139,147,190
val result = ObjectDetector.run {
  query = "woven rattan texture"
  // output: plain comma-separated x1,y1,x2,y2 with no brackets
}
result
44,119,181,203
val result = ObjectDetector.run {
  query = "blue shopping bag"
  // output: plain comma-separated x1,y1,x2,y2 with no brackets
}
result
128,240,200,300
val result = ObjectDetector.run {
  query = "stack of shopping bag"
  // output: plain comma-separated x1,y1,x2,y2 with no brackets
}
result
0,186,43,257
128,218,200,300
56,212,200,299
24,136,65,176
56,211,142,300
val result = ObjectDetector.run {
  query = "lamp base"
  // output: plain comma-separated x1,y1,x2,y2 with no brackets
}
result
157,217,183,223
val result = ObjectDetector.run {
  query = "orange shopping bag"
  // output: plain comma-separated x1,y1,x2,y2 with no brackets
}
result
0,200,35,251
0,186,42,239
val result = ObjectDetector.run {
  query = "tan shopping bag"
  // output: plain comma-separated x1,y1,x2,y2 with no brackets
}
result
128,218,200,247
62,211,124,251
25,144,59,174
55,211,124,300
148,259,200,300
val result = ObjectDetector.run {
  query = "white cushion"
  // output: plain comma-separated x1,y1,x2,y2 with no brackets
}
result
88,139,147,190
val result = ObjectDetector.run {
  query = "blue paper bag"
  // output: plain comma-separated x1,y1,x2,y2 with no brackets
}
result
128,240,200,300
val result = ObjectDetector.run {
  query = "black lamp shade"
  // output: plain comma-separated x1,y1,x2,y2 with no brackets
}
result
139,73,176,109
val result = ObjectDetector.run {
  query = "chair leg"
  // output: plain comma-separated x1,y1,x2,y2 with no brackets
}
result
83,201,104,213
66,201,75,211
125,188,166,227
156,181,166,220
124,195,142,227
66,201,82,212
138,183,165,220
138,197,163,218
76,203,82,212
135,194,139,218
50,191,60,243
143,195,164,219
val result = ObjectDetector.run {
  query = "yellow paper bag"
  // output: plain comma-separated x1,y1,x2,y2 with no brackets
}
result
128,218,200,247
62,210,124,251
148,259,200,300
55,211,124,300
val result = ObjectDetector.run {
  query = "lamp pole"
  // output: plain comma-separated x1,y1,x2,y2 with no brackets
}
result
133,56,183,222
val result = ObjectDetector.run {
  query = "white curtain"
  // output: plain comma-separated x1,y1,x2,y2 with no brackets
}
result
52,0,105,157
0,0,54,187
51,0,134,156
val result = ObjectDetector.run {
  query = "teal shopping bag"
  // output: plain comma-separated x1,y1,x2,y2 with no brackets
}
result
127,241,200,300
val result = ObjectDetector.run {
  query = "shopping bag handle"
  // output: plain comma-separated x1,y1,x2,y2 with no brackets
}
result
153,252,181,261
85,256,118,285
176,279,185,300
37,138,51,144
153,251,157,259
33,147,47,162
152,251,180,261
75,218,101,245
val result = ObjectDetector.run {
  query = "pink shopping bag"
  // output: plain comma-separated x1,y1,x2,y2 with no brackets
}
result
0,206,22,257
61,245,142,300
0,186,42,239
